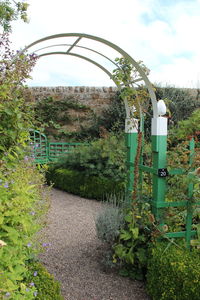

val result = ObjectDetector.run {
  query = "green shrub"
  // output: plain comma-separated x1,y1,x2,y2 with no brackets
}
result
25,262,64,300
169,108,200,142
155,86,200,125
46,167,125,201
54,133,127,183
0,159,49,299
0,34,36,160
147,242,200,300
144,86,200,140
111,200,152,280
46,133,127,200
0,34,54,299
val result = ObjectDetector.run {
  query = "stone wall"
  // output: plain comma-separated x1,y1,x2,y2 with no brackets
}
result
25,86,200,141
27,86,118,115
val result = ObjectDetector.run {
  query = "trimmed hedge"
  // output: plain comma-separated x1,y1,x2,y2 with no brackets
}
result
46,167,125,200
146,242,200,300
26,262,64,300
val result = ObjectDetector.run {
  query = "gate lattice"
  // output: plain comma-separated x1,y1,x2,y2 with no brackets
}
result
138,138,200,248
30,129,84,164
29,129,49,164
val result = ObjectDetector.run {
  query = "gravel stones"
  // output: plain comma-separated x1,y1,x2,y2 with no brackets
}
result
40,188,150,300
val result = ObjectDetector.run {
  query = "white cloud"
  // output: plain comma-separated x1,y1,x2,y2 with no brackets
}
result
150,56,200,88
8,0,200,88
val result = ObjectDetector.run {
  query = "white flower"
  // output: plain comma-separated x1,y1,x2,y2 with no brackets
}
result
0,240,7,247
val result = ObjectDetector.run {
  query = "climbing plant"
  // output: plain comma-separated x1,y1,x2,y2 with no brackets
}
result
112,58,150,116
0,0,29,32
112,57,150,201
33,96,91,140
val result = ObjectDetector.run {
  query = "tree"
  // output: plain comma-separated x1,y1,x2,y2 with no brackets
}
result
0,0,29,32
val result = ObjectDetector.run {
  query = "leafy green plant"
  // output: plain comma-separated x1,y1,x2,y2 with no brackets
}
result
0,0,29,32
147,241,200,300
112,200,152,280
25,262,64,300
155,85,200,126
54,133,127,182
169,108,200,143
0,33,51,299
0,34,37,160
0,158,49,299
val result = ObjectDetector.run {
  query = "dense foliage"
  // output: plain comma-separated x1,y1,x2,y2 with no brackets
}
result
46,167,124,200
0,159,49,299
169,108,200,142
0,34,63,299
26,262,64,300
155,85,200,125
46,133,126,200
0,34,37,159
52,133,127,182
95,194,153,280
147,242,200,300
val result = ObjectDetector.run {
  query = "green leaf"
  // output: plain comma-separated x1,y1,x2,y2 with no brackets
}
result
119,268,129,277
126,248,134,264
124,214,132,223
0,215,4,225
120,229,132,241
114,244,125,258
2,225,19,243
130,227,139,239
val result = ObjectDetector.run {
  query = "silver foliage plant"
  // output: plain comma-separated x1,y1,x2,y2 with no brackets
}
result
95,196,125,244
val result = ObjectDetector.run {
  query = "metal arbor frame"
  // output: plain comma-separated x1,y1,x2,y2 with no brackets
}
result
22,33,168,233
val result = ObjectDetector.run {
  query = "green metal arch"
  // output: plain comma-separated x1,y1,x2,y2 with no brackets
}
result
21,32,158,117
34,44,120,69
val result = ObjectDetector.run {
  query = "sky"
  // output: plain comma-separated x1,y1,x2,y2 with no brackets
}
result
8,0,200,88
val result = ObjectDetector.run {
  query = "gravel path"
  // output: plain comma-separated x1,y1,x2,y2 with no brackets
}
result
40,188,150,300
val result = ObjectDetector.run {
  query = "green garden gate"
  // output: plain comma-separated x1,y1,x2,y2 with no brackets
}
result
138,137,200,248
30,129,83,164
29,129,49,164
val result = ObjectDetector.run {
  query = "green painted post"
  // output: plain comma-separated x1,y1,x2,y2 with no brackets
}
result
185,138,195,248
139,115,144,199
151,116,168,225
125,117,138,203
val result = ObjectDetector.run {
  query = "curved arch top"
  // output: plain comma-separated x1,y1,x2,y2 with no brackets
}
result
22,33,158,117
